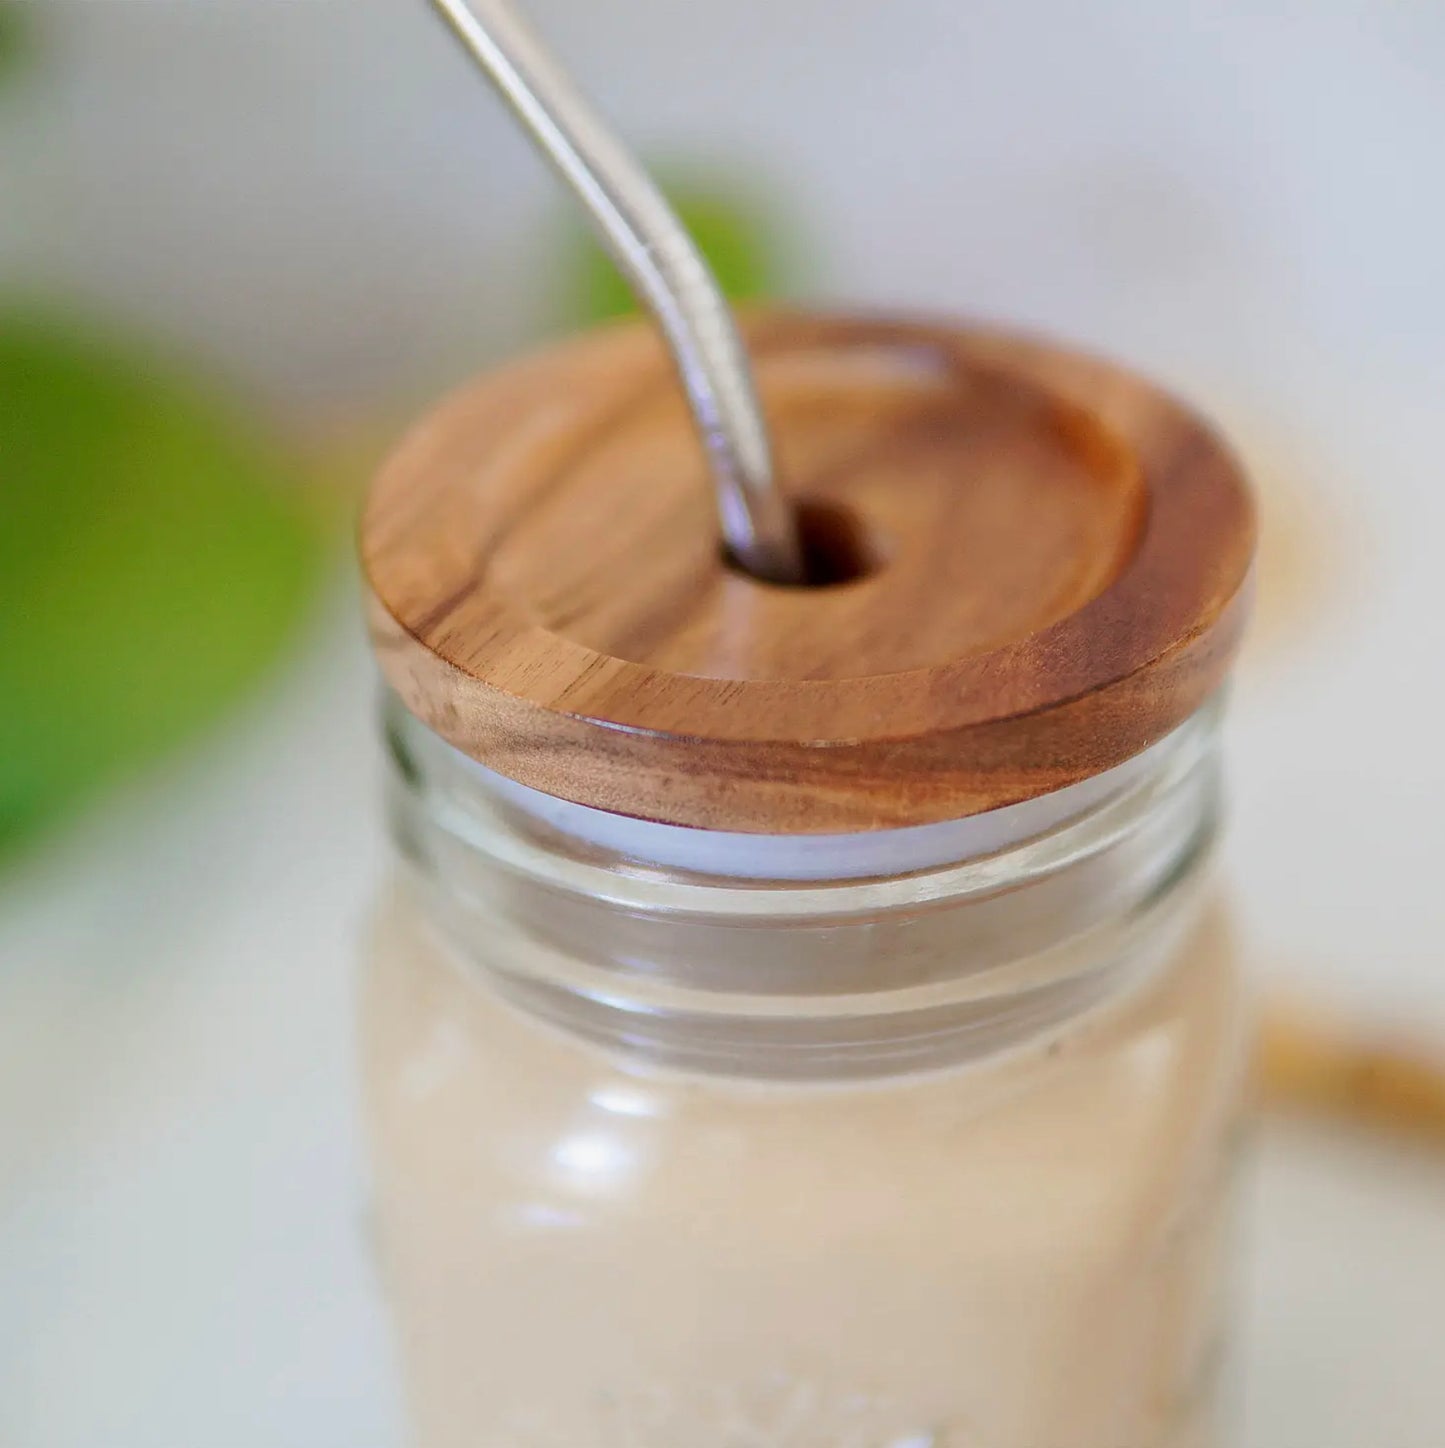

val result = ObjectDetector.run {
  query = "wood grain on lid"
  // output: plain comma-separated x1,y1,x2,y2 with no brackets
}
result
362,312,1255,833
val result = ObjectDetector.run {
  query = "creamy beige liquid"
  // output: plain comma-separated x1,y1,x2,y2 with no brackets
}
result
363,884,1244,1448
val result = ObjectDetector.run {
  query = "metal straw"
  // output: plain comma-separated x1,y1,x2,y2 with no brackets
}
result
426,0,805,584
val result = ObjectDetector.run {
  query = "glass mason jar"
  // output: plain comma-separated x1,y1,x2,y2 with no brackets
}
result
362,696,1246,1448
358,311,1256,1448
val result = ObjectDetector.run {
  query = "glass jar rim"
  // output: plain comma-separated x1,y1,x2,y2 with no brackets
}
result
386,693,1222,925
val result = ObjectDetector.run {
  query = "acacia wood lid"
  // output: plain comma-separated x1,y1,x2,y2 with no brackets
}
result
362,311,1255,833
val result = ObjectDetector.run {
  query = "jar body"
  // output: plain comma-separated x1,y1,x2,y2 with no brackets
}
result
361,714,1247,1448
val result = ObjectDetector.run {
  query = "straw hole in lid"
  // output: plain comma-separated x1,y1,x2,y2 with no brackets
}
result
723,498,885,589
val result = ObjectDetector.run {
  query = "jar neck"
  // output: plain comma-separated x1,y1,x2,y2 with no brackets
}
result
384,698,1224,1081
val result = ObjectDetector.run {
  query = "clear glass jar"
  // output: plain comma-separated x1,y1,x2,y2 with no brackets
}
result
360,694,1246,1448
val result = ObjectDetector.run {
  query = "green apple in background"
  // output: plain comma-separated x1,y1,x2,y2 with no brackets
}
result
0,310,330,856
557,167,796,327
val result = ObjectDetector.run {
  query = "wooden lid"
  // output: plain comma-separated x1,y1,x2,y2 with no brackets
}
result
362,312,1255,833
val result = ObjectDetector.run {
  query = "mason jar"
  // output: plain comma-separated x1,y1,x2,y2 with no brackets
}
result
358,312,1256,1448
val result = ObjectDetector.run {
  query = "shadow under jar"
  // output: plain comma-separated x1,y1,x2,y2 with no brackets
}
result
358,313,1257,1448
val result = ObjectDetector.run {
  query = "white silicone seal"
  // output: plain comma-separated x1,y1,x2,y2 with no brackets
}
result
458,729,1179,881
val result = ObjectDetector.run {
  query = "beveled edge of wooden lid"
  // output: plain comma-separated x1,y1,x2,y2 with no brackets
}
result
362,310,1256,834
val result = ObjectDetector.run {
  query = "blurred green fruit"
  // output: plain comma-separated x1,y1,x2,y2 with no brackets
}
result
0,309,330,854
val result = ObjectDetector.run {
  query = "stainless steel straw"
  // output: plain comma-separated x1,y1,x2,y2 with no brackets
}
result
426,0,805,584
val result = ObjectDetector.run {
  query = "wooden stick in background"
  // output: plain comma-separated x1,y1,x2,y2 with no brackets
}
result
1258,1002,1445,1145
